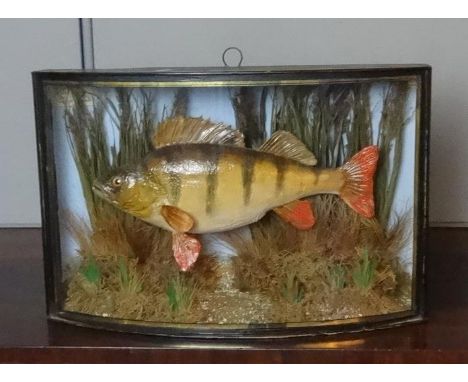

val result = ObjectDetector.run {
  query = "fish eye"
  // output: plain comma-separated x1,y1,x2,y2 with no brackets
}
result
111,176,123,187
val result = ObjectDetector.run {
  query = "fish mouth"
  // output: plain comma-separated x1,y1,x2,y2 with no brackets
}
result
92,181,114,201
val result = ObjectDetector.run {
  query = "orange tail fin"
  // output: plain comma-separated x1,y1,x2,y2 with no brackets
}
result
339,146,379,218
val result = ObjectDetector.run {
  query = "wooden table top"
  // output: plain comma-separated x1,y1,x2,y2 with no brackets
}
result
0,227,466,363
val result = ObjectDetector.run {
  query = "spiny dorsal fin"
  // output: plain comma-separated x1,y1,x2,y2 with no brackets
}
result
152,117,245,148
259,131,317,166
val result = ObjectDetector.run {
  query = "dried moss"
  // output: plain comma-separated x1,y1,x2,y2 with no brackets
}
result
228,197,411,323
64,212,221,323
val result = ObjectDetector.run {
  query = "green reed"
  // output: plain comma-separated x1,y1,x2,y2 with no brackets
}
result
270,81,411,227
231,87,267,148
61,87,156,227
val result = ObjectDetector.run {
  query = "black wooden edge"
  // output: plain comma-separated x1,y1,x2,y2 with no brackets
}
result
32,73,63,317
48,310,424,340
31,65,432,83
417,66,432,320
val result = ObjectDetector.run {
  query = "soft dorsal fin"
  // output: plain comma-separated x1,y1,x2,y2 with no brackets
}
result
152,117,245,148
259,131,317,166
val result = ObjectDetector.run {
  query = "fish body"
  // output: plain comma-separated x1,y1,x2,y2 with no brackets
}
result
136,143,344,234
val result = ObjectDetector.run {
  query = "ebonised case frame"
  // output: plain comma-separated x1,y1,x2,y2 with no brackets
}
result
33,65,431,339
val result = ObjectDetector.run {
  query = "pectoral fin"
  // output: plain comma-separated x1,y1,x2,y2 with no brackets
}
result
172,232,201,272
273,200,316,230
161,205,194,232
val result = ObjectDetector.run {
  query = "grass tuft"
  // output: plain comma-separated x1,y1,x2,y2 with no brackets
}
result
166,274,197,313
118,256,143,294
281,273,305,304
352,248,377,293
80,254,101,285
328,263,347,290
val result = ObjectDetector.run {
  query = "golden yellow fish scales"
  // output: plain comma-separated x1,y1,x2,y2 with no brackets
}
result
93,117,378,271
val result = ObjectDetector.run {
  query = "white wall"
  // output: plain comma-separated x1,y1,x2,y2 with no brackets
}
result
1,19,468,225
0,19,81,226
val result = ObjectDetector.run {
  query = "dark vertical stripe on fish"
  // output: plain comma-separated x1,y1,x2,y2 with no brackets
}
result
273,156,287,192
206,147,221,214
242,153,255,205
313,169,320,185
168,172,181,204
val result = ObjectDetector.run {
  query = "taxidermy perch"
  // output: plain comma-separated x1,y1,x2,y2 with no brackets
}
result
93,117,379,271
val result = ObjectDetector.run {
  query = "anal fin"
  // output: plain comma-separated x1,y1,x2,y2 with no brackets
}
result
273,200,316,230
